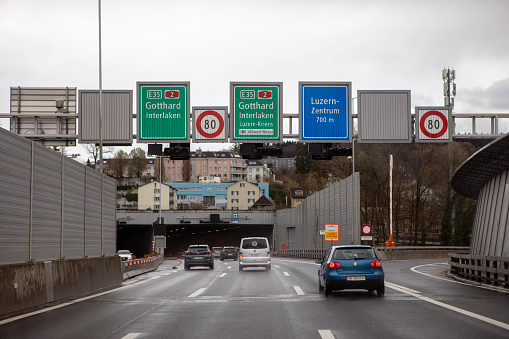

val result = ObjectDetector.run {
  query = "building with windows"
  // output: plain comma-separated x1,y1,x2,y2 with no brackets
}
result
290,187,311,208
138,181,177,210
227,180,261,211
137,181,270,211
168,182,231,210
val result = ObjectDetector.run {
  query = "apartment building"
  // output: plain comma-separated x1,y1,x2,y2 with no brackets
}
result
138,181,177,210
227,180,260,211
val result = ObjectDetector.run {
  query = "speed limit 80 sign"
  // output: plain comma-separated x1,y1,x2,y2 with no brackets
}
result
193,106,228,143
416,106,452,143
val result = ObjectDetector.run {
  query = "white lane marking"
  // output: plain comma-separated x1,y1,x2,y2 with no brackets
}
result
283,272,290,277
228,266,231,269
293,286,305,295
386,282,509,331
163,273,171,276
274,265,280,268
318,329,335,339
272,259,320,266
0,283,134,325
410,263,505,292
385,282,421,294
219,273,227,278
188,288,207,298
121,334,141,339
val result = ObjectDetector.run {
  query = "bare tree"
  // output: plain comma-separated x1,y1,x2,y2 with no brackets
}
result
182,160,192,182
83,144,113,169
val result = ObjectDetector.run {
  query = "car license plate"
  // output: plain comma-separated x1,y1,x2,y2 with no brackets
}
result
250,253,260,257
194,256,202,259
347,276,365,281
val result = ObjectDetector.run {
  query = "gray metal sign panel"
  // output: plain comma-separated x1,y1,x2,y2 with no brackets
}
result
78,90,133,145
415,106,452,143
9,86,77,146
357,90,412,143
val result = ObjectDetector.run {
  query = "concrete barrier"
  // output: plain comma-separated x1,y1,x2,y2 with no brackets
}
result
377,250,468,261
122,255,164,280
0,257,123,318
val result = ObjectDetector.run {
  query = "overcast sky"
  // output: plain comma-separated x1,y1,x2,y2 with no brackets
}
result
1,0,508,162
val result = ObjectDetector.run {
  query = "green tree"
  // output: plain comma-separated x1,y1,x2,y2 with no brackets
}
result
128,148,148,177
109,150,129,177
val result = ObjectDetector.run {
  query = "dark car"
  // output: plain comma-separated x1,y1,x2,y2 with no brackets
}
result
316,245,384,296
184,245,214,270
220,246,238,261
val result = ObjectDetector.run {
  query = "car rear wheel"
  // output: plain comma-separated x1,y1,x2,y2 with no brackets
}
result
324,280,332,297
318,277,324,292
220,257,224,261
377,285,385,297
184,264,190,270
209,264,214,270
239,265,243,272
266,265,271,271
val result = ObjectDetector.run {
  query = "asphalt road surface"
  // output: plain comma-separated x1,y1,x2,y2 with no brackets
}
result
1,258,509,339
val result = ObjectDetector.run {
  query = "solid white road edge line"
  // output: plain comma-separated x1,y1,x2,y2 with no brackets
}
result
386,282,509,331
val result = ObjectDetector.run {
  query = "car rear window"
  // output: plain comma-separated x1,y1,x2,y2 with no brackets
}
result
332,248,375,260
241,238,268,249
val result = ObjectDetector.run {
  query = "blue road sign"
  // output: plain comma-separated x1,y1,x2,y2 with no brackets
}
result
232,213,239,223
299,82,351,142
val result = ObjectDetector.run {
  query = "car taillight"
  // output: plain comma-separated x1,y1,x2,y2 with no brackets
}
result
185,251,191,255
204,251,211,255
239,252,243,258
328,261,341,269
370,260,382,268
267,251,270,257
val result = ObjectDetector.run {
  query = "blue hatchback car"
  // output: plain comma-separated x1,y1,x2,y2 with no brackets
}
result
316,245,385,296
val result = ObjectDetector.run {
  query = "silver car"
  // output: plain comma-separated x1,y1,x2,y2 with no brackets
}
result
238,237,271,271
117,250,132,261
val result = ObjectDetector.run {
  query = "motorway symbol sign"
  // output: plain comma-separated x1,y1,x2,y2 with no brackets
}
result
193,107,228,143
299,82,352,142
416,106,452,143
137,82,190,142
230,82,282,142
325,224,339,241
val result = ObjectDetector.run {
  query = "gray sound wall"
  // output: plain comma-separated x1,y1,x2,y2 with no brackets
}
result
274,173,360,251
0,128,116,265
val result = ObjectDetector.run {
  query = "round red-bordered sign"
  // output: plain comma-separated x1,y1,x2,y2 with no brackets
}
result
419,110,448,138
196,110,225,139
361,224,372,236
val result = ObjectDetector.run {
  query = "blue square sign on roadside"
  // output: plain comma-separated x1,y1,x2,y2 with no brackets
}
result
232,213,239,223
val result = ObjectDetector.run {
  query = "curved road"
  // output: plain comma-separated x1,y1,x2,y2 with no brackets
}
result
1,258,508,338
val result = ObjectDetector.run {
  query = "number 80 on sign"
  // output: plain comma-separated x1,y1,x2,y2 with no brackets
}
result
193,107,228,143
416,107,452,143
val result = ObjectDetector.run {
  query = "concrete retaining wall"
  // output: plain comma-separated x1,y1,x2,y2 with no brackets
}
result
377,250,468,261
0,257,123,318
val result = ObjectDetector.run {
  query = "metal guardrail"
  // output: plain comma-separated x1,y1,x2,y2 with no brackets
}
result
449,253,509,288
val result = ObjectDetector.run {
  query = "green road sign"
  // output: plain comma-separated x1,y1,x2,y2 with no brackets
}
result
137,82,190,142
230,82,282,142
